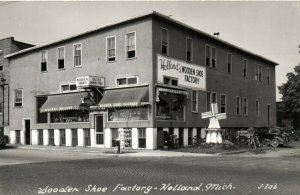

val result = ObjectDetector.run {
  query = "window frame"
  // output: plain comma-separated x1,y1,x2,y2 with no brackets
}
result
115,75,139,87
205,44,217,68
243,97,248,116
236,96,241,115
73,43,82,68
41,50,48,72
220,94,227,113
57,46,65,70
259,65,263,82
206,92,211,111
243,59,247,77
161,28,169,55
138,128,146,148
191,90,198,113
267,67,270,84
227,53,232,73
125,31,136,59
163,76,178,86
106,35,116,62
14,89,23,107
59,82,78,93
256,99,260,117
186,37,193,62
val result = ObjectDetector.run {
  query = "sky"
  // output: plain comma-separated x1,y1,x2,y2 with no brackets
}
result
0,1,299,101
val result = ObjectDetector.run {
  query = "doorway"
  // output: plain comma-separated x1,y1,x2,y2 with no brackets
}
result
95,115,104,145
24,119,30,145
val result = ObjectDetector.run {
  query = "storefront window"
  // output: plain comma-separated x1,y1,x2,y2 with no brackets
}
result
50,110,89,123
156,93,184,121
111,128,119,147
108,107,148,121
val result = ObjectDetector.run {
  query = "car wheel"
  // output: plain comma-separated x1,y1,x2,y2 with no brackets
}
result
271,139,279,147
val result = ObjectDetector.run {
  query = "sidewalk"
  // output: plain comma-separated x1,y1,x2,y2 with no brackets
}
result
8,144,216,157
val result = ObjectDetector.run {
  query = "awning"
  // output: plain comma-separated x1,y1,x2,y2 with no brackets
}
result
156,86,188,102
40,92,88,113
98,86,149,109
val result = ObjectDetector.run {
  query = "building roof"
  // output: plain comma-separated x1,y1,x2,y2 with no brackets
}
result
4,11,278,65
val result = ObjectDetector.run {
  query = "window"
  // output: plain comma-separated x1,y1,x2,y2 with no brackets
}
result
163,76,178,86
255,65,263,81
138,128,146,148
73,44,82,67
243,98,248,116
191,90,198,112
116,76,138,87
60,129,66,146
236,96,241,115
267,104,271,125
256,100,260,116
206,92,211,111
84,129,90,146
220,94,226,113
161,28,168,55
243,59,247,77
38,129,43,145
156,93,184,121
211,92,217,103
227,53,232,73
14,89,23,107
205,45,216,68
259,66,263,81
36,96,47,123
126,32,136,58
267,67,270,84
71,129,78,146
51,110,89,123
186,38,192,62
15,130,21,144
111,128,119,147
106,36,116,62
60,82,77,93
57,47,65,69
48,129,54,146
41,50,47,72
0,63,3,71
0,102,2,115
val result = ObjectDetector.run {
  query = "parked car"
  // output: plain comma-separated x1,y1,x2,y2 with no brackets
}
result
290,131,300,141
256,127,290,147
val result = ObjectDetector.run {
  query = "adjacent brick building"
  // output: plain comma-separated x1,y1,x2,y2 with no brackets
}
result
0,37,33,135
5,12,278,149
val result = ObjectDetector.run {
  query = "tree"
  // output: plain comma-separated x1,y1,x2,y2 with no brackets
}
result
278,63,300,112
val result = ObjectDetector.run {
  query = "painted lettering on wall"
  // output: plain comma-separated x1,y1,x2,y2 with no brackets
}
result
157,55,206,90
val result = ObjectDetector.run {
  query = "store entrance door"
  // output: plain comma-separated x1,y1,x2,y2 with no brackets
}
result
95,115,104,145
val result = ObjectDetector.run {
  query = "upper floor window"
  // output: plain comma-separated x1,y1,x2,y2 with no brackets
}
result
205,45,216,68
243,98,248,116
126,32,136,59
236,96,241,115
255,64,263,81
227,53,232,73
161,28,168,55
220,94,226,113
267,67,270,84
107,36,116,62
116,76,138,87
41,50,47,72
73,44,82,67
256,100,260,116
243,59,247,77
163,76,178,86
14,89,23,107
206,92,217,111
186,37,192,62
60,82,77,93
191,90,198,112
57,47,65,69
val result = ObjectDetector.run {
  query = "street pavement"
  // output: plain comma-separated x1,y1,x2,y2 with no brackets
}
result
0,143,300,195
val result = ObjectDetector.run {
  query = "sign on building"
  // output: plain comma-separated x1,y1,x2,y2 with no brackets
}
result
157,55,206,90
76,76,105,88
